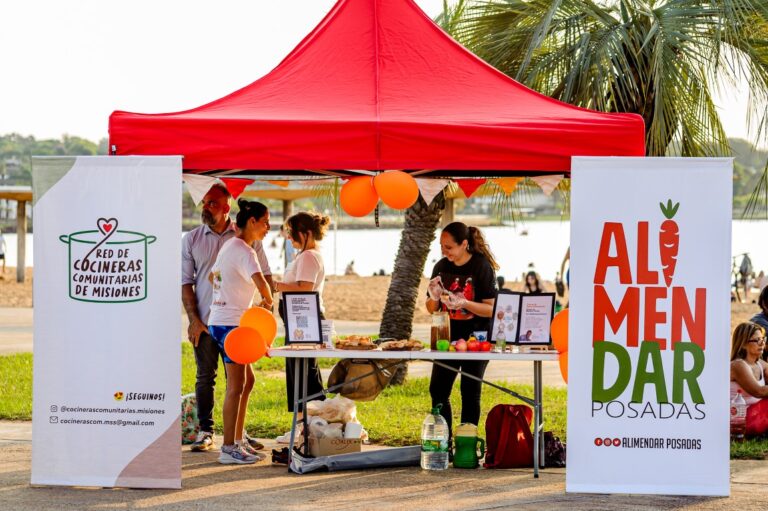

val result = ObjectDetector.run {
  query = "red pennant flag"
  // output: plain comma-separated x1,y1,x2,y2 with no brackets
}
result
220,178,254,199
455,179,486,198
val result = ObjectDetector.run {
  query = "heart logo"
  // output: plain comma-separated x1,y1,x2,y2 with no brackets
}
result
97,218,118,236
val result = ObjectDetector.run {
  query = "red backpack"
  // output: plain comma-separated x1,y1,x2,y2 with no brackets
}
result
483,404,533,468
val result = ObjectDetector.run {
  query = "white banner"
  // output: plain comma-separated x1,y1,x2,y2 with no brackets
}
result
31,156,182,489
566,157,732,496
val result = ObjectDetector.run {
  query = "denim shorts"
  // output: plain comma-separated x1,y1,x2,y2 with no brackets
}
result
208,325,237,364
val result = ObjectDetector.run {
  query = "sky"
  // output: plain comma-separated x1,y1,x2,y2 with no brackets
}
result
0,0,758,145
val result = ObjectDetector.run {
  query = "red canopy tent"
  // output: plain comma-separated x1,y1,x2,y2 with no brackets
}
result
109,0,644,175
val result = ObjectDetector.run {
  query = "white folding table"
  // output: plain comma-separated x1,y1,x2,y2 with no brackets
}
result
269,347,560,477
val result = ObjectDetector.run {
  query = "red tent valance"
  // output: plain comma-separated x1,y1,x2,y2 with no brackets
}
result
109,0,644,174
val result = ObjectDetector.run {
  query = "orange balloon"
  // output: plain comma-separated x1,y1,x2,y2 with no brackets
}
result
240,306,278,346
223,327,267,364
373,170,419,210
340,176,378,217
551,308,569,353
558,351,568,383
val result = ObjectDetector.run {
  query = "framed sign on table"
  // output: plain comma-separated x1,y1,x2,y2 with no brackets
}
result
517,293,555,346
490,290,521,345
490,291,555,346
282,292,323,345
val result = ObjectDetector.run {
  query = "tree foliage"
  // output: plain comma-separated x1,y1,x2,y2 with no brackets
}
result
0,133,106,185
445,0,768,215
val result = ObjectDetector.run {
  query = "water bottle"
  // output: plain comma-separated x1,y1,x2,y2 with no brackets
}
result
494,335,506,353
730,390,747,442
421,405,449,470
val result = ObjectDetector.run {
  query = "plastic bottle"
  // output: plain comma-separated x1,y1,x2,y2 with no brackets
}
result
730,390,747,442
494,328,506,353
421,405,449,470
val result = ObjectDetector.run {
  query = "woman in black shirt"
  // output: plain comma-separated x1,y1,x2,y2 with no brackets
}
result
524,270,543,294
426,222,499,437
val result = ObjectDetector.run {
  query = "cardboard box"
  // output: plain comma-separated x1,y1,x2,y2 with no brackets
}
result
308,436,362,457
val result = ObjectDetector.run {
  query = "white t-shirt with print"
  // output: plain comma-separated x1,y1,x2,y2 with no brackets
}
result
283,249,325,313
208,238,263,326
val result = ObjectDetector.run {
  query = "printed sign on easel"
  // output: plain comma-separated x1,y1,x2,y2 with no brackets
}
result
282,292,323,344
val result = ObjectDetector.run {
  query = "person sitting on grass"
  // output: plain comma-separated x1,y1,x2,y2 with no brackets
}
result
730,322,768,437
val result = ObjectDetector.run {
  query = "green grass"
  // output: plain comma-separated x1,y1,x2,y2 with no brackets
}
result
2,349,765,459
730,437,768,459
0,353,32,420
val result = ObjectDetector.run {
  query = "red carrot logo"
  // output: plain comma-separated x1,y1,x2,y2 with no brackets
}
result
659,199,680,287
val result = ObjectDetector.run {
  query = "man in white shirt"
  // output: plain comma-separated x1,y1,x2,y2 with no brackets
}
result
181,183,273,452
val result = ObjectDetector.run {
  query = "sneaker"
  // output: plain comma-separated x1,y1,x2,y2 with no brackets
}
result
190,431,215,452
276,424,304,445
218,444,257,465
271,447,290,465
238,441,267,461
243,432,265,450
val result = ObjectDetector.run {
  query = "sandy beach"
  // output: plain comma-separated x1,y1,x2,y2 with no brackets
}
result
0,267,759,332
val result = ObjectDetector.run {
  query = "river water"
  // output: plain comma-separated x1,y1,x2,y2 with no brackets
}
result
5,220,766,281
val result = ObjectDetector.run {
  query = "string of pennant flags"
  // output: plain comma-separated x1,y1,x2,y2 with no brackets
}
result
182,172,565,210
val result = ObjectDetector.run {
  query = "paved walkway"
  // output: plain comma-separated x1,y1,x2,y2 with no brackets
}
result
0,308,566,387
0,421,765,510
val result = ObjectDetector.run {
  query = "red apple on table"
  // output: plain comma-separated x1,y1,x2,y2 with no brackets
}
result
467,339,480,351
455,339,467,352
479,341,492,352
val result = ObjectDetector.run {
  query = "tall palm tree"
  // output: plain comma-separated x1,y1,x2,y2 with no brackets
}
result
379,193,446,384
447,0,768,163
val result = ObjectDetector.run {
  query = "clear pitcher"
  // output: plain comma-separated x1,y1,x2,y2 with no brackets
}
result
430,311,450,350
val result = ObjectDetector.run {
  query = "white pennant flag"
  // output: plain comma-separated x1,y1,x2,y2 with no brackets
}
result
416,178,449,206
531,174,564,196
182,174,219,205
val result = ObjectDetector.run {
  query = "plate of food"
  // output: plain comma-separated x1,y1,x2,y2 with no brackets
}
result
334,335,377,350
380,339,424,351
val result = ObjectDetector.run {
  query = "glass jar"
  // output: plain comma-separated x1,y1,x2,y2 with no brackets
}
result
430,311,451,350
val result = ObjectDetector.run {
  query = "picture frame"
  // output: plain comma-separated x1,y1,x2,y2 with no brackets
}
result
281,291,323,345
517,293,555,346
489,290,522,344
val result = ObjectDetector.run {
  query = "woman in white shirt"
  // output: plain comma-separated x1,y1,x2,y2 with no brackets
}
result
274,212,330,414
208,200,273,464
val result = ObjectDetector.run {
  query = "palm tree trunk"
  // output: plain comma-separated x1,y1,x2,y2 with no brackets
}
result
380,192,445,384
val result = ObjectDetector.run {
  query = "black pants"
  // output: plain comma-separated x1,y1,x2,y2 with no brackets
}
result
429,359,489,436
285,358,325,413
280,298,326,412
193,331,224,433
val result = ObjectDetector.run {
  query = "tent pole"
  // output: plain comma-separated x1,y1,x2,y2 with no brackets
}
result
282,199,293,223
334,178,339,276
16,200,26,283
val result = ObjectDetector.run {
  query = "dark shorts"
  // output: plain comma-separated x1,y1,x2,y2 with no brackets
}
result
208,325,237,364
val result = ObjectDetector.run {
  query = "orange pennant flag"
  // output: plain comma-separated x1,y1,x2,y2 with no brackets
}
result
492,177,522,195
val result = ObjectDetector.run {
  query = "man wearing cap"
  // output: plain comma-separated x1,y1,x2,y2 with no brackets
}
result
182,183,274,452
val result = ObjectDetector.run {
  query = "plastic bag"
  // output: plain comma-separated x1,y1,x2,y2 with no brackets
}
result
308,417,344,440
180,393,199,445
306,395,357,424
